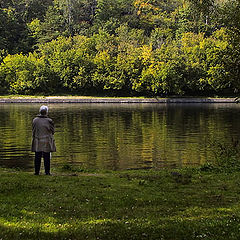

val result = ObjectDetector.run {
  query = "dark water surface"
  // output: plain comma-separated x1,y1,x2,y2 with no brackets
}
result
0,103,240,170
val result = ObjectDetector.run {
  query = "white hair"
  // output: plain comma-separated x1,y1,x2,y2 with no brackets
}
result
39,105,48,115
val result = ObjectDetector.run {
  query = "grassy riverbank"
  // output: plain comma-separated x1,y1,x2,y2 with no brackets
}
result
0,95,237,104
1,167,240,240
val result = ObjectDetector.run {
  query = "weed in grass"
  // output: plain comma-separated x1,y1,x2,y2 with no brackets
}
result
60,163,100,174
208,138,240,170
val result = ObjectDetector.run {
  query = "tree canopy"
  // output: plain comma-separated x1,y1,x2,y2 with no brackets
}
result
0,0,239,96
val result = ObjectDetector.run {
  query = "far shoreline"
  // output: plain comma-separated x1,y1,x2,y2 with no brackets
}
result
0,96,238,103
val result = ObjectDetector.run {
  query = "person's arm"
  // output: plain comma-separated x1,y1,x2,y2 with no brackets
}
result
32,119,36,137
50,119,55,135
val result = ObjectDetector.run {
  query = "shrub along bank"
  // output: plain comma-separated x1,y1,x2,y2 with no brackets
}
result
1,166,240,240
0,27,238,97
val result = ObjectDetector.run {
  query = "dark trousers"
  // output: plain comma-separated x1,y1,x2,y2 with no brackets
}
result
35,152,50,175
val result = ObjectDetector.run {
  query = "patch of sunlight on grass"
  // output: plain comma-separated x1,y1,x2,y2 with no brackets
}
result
20,209,40,216
0,218,32,229
217,208,233,213
85,218,150,226
0,217,71,234
41,223,71,233
176,206,235,220
87,218,116,225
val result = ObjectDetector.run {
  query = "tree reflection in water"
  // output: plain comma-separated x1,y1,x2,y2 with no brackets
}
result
0,103,239,170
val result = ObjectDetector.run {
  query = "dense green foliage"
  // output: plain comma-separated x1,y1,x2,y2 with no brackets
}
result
0,0,240,96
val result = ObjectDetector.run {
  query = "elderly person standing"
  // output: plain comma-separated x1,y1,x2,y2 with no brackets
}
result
32,105,56,175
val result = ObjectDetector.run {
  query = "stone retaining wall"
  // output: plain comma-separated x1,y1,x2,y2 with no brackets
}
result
0,97,237,103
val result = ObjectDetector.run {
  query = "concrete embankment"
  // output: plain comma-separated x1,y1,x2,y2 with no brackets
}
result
0,97,238,103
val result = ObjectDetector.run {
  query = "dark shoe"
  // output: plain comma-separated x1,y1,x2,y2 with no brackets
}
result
45,173,51,175
34,173,39,175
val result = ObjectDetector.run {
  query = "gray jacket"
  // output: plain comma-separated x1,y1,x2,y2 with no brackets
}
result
31,115,56,152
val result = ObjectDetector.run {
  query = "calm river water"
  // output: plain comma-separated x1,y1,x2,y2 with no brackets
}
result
0,103,240,170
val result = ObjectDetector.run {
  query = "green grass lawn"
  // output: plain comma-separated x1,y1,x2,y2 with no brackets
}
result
1,167,240,240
